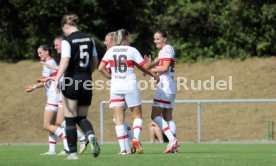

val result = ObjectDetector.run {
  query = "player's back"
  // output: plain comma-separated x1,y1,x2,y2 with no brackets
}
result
103,45,144,93
63,31,95,79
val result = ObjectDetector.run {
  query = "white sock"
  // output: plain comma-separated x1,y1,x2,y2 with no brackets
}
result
115,125,130,152
48,134,57,152
62,128,70,151
113,118,134,140
54,127,64,138
77,130,86,142
133,118,142,141
154,116,175,141
166,120,176,137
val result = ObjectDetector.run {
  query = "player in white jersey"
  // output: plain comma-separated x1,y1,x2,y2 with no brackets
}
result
25,45,63,155
146,30,180,153
103,32,135,153
98,29,158,154
41,36,88,155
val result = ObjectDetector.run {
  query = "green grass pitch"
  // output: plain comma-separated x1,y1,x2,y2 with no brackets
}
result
0,143,276,166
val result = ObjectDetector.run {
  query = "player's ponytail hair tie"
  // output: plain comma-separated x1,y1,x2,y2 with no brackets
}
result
113,29,129,46
61,14,79,27
155,30,168,38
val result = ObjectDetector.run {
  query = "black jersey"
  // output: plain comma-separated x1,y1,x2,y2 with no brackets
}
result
63,31,95,78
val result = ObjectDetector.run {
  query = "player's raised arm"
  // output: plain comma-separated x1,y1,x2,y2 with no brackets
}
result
25,81,44,93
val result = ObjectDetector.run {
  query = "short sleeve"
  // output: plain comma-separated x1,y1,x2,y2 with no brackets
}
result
160,45,175,60
61,40,71,58
101,50,110,65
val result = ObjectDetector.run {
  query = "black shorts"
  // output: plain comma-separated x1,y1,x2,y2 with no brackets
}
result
61,75,93,106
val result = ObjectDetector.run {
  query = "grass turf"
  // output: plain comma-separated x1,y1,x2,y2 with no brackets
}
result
0,144,276,166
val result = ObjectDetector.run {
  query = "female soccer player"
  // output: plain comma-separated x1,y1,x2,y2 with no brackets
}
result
54,14,100,160
41,36,88,155
98,29,158,154
103,32,135,152
25,45,63,155
147,30,180,153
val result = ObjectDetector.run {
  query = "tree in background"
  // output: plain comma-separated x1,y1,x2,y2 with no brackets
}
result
0,0,275,62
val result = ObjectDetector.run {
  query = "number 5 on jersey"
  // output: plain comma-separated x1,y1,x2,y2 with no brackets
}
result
79,45,89,68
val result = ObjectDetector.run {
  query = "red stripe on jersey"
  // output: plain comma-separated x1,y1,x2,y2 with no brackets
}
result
106,67,111,73
110,99,125,103
153,99,171,104
138,60,146,67
160,58,173,61
158,58,175,67
117,134,129,140
124,60,134,67
49,141,56,144
162,127,170,133
101,60,108,65
108,60,134,68
47,103,59,107
51,72,57,77
133,126,142,130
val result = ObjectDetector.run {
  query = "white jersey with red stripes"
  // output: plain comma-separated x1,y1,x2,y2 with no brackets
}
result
157,44,176,94
101,45,146,93
42,59,58,99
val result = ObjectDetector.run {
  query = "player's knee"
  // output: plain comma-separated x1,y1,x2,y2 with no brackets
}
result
114,117,124,125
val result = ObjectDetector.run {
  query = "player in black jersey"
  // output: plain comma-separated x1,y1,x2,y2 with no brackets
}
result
55,14,100,160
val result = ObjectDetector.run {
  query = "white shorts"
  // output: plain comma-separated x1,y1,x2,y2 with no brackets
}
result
109,101,128,110
152,90,176,109
45,91,59,112
110,91,141,108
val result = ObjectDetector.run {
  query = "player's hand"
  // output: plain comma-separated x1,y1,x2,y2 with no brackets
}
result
144,54,152,63
154,75,160,83
25,84,36,93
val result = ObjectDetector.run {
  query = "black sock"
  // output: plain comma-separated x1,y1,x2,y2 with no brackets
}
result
76,116,94,137
65,117,77,153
